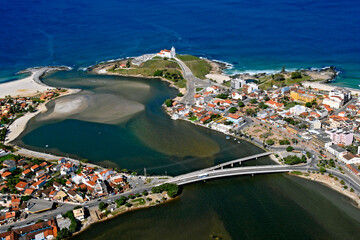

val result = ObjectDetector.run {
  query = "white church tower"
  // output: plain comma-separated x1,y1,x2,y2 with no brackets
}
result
170,46,176,58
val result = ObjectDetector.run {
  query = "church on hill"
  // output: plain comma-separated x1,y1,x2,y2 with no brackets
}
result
157,46,176,58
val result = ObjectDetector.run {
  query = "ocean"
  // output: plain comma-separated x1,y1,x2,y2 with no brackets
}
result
1,0,360,87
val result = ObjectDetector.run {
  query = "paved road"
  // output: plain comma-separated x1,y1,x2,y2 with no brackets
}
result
174,57,223,105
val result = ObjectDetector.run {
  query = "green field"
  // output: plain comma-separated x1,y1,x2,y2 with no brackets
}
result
108,59,186,88
131,198,146,206
177,55,211,79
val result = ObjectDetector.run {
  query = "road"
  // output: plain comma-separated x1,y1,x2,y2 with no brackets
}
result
174,57,221,105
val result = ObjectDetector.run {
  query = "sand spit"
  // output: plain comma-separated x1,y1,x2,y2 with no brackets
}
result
0,67,70,98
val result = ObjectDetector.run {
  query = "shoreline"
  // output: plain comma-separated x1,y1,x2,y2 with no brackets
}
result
289,172,360,208
73,193,177,237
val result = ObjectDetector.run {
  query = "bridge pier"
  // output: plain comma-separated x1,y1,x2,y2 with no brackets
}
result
231,163,233,167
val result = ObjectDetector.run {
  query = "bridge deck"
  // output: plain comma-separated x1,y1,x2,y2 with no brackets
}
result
204,152,273,171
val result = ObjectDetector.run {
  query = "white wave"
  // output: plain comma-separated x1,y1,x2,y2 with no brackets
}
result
226,68,296,75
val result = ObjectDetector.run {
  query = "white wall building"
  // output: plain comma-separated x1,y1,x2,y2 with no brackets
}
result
157,47,176,58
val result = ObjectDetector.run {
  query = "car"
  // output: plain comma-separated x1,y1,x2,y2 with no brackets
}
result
97,199,101,201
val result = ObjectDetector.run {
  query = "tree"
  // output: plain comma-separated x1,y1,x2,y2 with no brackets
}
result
319,167,326,173
340,180,345,185
164,99,173,107
229,107,237,113
142,190,148,196
57,228,71,239
286,146,294,152
291,138,298,144
283,155,306,165
238,101,245,107
279,140,290,145
306,152,311,158
98,202,108,211
246,108,255,116
126,60,131,68
274,73,285,81
281,65,286,73
151,183,181,198
305,102,312,108
350,188,354,192
250,99,258,104
291,71,302,79
216,93,228,99
258,102,269,109
154,69,163,77
266,139,274,145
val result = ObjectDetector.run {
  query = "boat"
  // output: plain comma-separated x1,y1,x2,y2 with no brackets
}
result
237,141,241,143
226,136,230,140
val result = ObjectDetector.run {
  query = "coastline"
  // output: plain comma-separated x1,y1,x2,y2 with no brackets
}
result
72,192,176,237
289,172,360,208
4,88,81,145
91,57,360,208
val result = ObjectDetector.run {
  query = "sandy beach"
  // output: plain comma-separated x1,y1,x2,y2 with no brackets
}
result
205,73,230,84
0,67,65,98
303,81,360,95
4,88,80,145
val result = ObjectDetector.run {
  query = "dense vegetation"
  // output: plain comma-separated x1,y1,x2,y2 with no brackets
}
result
151,183,181,198
283,155,306,165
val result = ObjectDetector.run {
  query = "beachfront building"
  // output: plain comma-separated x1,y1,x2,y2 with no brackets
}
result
231,78,246,89
157,47,176,59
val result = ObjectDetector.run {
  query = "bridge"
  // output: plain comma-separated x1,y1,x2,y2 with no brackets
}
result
164,152,295,185
204,152,272,171
166,165,309,185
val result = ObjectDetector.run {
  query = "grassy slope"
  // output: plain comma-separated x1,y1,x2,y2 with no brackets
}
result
177,55,211,79
108,59,186,88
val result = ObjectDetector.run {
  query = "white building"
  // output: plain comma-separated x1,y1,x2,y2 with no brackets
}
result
157,47,176,58
289,105,307,116
323,97,343,109
231,78,246,89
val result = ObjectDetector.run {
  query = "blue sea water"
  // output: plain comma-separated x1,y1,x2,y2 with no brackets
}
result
1,0,360,87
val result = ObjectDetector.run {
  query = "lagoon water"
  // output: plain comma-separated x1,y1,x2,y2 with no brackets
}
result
16,71,360,239
2,0,360,238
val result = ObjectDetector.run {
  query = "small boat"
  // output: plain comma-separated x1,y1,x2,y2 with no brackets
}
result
234,138,236,141
226,136,230,140
237,141,241,143
45,145,48,148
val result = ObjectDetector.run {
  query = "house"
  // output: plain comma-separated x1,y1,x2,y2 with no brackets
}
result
31,179,46,190
0,219,58,239
15,181,28,191
227,114,243,123
3,159,16,170
30,164,40,172
1,171,11,180
73,207,86,221
99,169,114,180
60,162,77,175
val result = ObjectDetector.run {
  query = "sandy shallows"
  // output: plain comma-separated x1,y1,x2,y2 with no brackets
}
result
38,91,145,125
